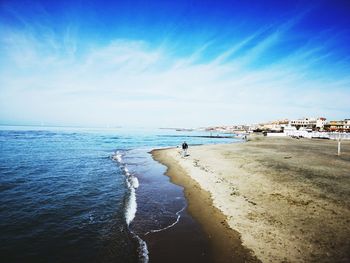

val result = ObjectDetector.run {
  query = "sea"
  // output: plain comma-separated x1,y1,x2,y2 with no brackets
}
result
0,126,238,263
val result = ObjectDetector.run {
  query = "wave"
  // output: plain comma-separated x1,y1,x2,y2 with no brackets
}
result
112,150,149,263
144,205,186,235
113,151,140,225
112,151,123,163
125,185,137,225
134,233,149,263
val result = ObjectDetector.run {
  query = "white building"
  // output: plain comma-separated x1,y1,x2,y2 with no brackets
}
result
316,117,327,130
289,118,311,130
344,119,350,130
289,117,326,131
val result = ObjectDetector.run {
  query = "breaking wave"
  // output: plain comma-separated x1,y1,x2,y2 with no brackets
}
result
112,150,148,263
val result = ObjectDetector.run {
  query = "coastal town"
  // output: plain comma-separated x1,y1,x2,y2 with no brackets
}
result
204,117,350,133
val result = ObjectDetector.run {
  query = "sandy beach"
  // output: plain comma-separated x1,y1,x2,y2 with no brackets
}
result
152,136,350,262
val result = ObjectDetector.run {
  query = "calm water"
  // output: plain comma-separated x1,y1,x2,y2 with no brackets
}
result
0,126,237,263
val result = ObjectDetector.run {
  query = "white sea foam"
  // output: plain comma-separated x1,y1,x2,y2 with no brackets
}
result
125,186,137,225
112,150,148,262
112,151,139,225
124,166,141,226
113,151,123,163
131,176,139,189
125,174,140,224
145,205,186,235
135,234,149,263
125,172,148,262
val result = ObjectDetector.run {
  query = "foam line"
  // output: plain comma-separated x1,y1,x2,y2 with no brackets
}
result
112,150,149,262
134,233,149,263
125,187,137,225
112,151,123,163
144,205,187,235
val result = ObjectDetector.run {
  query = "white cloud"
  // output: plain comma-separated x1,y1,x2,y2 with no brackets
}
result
0,24,349,127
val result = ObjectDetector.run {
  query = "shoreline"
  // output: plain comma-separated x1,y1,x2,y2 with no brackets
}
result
151,146,259,263
151,137,350,262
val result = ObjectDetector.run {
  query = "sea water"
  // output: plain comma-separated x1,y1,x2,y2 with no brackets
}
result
0,126,237,262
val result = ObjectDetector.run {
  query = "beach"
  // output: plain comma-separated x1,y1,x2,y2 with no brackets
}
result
152,136,350,262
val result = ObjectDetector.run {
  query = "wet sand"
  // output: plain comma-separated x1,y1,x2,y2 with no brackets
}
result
152,137,350,262
151,148,259,263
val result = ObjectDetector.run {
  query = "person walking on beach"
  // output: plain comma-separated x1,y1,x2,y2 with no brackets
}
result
182,141,188,157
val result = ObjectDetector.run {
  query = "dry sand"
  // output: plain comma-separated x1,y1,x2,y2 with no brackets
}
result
152,136,350,263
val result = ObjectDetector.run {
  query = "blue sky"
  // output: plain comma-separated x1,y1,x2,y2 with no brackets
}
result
0,0,349,127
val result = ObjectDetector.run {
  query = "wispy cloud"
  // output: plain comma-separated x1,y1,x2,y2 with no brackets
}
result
0,16,349,127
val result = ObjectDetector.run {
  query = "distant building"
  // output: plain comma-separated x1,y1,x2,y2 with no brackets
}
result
324,119,350,132
289,117,312,130
345,119,350,130
316,117,327,130
252,119,289,132
249,124,262,131
289,117,326,131
204,117,350,134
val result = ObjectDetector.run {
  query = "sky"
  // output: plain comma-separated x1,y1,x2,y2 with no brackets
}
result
0,0,350,128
